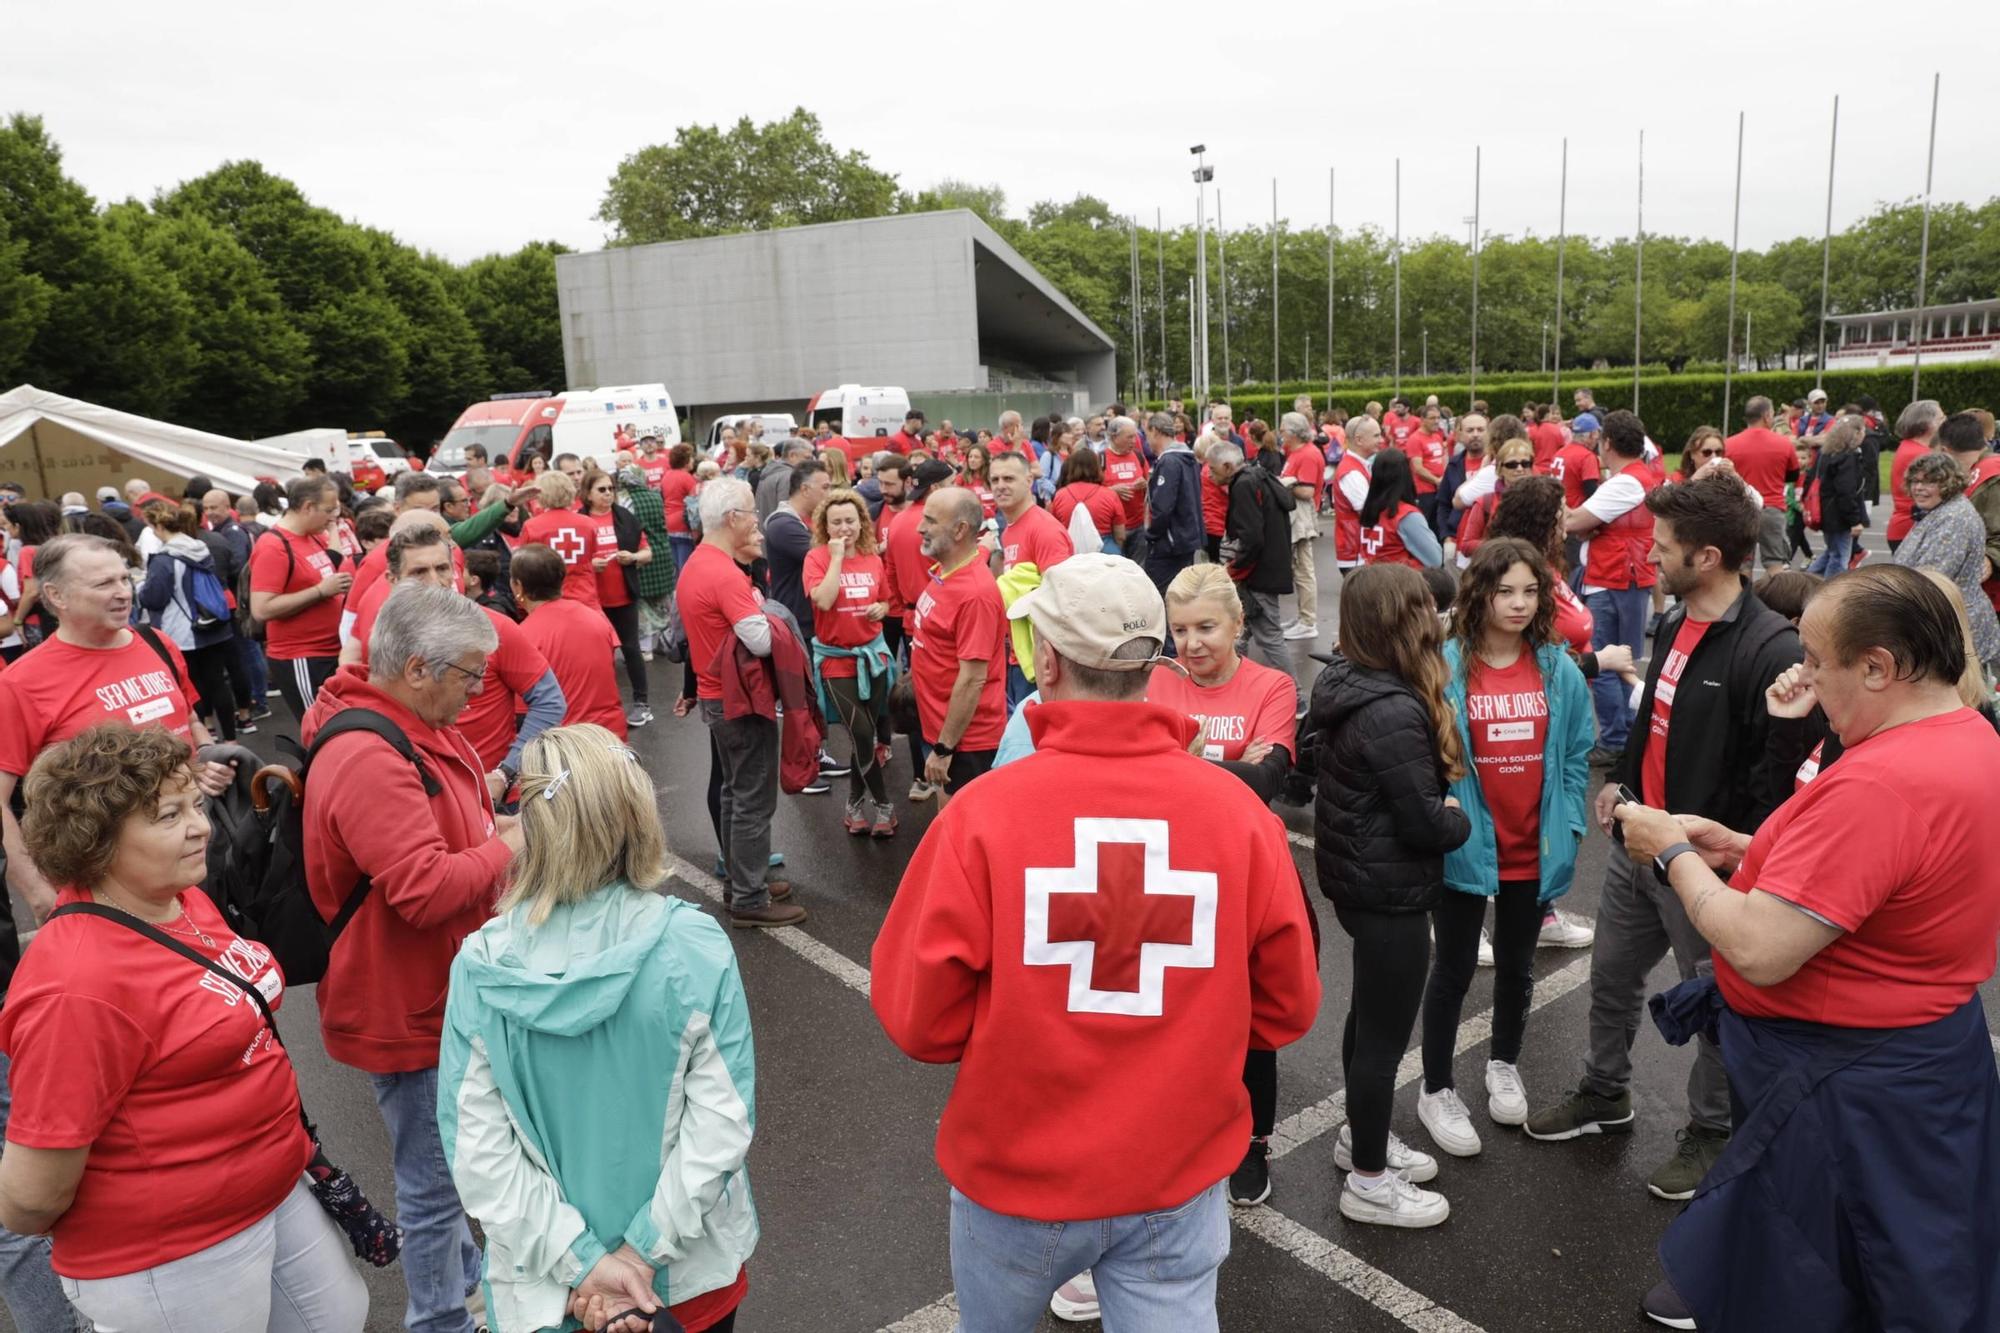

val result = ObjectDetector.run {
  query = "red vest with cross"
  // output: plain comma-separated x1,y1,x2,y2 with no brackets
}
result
1359,501,1423,568
1582,461,1662,591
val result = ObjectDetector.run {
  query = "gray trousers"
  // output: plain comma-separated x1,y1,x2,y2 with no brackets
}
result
700,700,778,912
1756,506,1789,570
1583,842,1732,1133
1240,588,1291,673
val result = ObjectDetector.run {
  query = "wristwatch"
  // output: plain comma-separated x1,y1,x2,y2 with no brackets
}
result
931,741,957,758
1654,841,1697,876
496,763,518,787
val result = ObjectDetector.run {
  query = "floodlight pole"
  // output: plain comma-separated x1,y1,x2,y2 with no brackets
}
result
1469,146,1481,406
1633,130,1644,417
1393,158,1402,394
1554,137,1567,401
1155,209,1168,396
1816,96,1839,390
1271,178,1281,422
1326,167,1335,401
1723,111,1744,426
1912,73,1940,399
1218,190,1232,404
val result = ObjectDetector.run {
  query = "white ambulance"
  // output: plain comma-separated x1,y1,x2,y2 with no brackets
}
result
804,385,911,441
550,384,682,469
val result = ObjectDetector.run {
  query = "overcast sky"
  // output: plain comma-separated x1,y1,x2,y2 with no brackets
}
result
16,0,1996,265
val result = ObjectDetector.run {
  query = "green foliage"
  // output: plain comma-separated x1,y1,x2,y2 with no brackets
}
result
454,240,569,391
597,109,900,244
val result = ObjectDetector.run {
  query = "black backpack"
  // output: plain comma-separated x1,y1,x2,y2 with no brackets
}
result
199,709,440,986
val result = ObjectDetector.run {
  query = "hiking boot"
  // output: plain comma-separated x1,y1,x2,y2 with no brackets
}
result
1523,1081,1635,1141
843,798,871,835
869,802,898,838
729,901,806,929
1641,1278,1697,1329
766,879,793,902
1648,1125,1729,1201
1228,1138,1272,1207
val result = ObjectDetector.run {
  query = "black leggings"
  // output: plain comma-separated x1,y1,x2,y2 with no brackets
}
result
1333,902,1430,1173
1422,880,1540,1093
271,654,337,728
1243,1048,1277,1138
604,600,648,704
183,641,238,742
825,674,888,804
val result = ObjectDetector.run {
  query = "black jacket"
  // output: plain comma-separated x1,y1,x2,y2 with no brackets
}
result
1309,656,1470,914
608,503,643,602
1224,463,1296,595
1618,579,1818,833
1146,444,1204,556
1812,448,1868,533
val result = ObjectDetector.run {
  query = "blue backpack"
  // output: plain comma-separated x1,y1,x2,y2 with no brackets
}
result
178,556,232,629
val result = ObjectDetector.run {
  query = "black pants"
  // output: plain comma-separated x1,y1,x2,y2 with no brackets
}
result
1244,1048,1277,1138
825,674,888,805
878,617,903,746
1786,511,1814,561
1422,880,1540,1093
183,641,238,742
1334,902,1430,1173
943,748,994,795
1416,490,1440,530
271,654,337,726
604,600,648,704
1143,546,1195,594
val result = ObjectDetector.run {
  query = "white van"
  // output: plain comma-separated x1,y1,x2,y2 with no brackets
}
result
805,385,911,440
706,413,799,453
550,384,682,469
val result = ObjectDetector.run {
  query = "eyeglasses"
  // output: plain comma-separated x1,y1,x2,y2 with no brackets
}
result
1499,460,1535,472
435,661,483,686
1694,448,1725,459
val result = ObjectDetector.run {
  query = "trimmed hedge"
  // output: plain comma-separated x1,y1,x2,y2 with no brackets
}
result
1147,361,2000,453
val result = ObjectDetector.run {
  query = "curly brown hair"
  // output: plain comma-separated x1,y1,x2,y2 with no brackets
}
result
22,724,196,889
1450,538,1560,687
810,487,879,554
1486,475,1566,568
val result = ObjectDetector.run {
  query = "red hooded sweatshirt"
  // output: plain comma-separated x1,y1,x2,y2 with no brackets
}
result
871,700,1321,1219
301,666,509,1073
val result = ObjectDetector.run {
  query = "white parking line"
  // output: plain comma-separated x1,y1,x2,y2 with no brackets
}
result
1233,1208,1486,1332
664,851,872,997
878,1294,958,1332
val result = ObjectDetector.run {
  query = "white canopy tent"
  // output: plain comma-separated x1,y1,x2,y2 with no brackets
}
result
0,385,308,501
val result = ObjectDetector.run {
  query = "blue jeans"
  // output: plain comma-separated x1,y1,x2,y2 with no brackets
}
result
1808,529,1853,576
948,1181,1229,1333
238,636,269,709
1004,662,1034,711
1586,586,1652,750
668,533,696,576
367,1067,481,1333
0,1055,86,1332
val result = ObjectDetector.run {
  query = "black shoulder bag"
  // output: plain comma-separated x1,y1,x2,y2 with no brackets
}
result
45,902,403,1269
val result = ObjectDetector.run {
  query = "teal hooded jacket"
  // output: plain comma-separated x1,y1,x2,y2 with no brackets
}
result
438,886,758,1332
1440,640,1596,904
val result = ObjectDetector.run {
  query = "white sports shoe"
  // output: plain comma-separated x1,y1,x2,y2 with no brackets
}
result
1339,1170,1451,1229
1418,1086,1483,1157
1485,1060,1529,1126
1476,928,1495,967
1334,1123,1438,1182
1538,909,1595,949
1049,1269,1099,1322
1282,621,1319,640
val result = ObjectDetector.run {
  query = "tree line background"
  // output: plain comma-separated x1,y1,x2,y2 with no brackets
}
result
3,108,1996,445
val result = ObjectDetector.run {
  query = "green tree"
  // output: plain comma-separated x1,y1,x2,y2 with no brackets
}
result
901,180,1014,236
371,236,488,445
0,216,52,385
455,241,568,391
597,109,900,244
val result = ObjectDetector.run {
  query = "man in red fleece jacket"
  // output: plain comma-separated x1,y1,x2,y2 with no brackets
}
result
871,553,1321,1332
302,582,521,1333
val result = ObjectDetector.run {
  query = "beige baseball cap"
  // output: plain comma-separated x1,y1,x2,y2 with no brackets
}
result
1006,553,1167,670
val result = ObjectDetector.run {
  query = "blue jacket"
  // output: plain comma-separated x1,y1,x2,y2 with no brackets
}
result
1146,444,1204,556
1440,640,1594,903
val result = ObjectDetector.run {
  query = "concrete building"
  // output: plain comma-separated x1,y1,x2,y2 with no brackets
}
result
1826,297,2000,369
555,211,1117,435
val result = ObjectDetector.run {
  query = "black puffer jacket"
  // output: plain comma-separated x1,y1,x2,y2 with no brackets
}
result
1309,656,1470,914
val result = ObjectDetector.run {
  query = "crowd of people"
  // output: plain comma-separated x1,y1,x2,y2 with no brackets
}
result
0,376,1992,1333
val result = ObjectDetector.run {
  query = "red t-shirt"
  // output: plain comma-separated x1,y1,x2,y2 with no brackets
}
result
1405,431,1447,494
1200,466,1230,539
1641,617,1711,807
882,503,930,615
519,508,602,609
1548,443,1603,509
1465,652,1548,879
1282,443,1328,510
907,557,1008,750
586,510,635,609
518,597,625,738
457,606,552,771
0,888,313,1278
639,454,670,492
1383,412,1417,450
1794,737,1826,790
1723,426,1799,508
675,543,764,701
1886,438,1932,542
1103,449,1150,531
1718,709,2000,1028
1529,422,1567,469
0,633,197,777
999,504,1073,577
660,470,699,535
1145,658,1297,762
800,548,886,680
1051,484,1121,537
1551,576,1594,655
346,577,393,662
249,527,343,658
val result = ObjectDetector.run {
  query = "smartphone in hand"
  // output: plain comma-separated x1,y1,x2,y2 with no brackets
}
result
1609,784,1641,847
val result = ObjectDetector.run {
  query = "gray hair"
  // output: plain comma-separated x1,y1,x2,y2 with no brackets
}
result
368,582,497,681
1896,399,1943,441
1348,415,1383,446
1744,395,1774,424
1207,442,1245,470
286,474,335,511
1147,411,1176,436
1111,415,1140,440
872,450,900,473
697,476,754,533
998,410,1022,430
784,439,813,462
30,534,122,591
1279,411,1314,442
393,470,443,504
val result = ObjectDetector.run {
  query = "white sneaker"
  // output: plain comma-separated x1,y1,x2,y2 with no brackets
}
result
1485,1060,1529,1126
1538,909,1594,949
1334,1123,1438,1182
907,779,938,801
1049,1269,1099,1322
1282,621,1319,640
1418,1087,1483,1157
1338,1170,1451,1229
1476,928,1495,967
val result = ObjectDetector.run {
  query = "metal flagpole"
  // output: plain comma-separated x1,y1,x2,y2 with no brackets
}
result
1218,190,1232,404
1194,151,1210,402
1633,130,1644,416
1155,209,1168,397
1816,97,1839,390
1554,138,1567,401
1128,218,1143,403
1723,111,1745,425
1326,167,1335,401
1470,146,1481,406
1271,178,1281,422
1188,277,1199,394
1912,72,1940,399
1393,158,1402,395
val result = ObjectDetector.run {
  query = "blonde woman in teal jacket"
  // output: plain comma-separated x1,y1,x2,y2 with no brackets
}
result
439,725,757,1333
1417,539,1594,1162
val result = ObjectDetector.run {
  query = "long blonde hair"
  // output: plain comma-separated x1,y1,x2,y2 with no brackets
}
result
503,724,666,925
1338,564,1467,780
1914,570,1995,711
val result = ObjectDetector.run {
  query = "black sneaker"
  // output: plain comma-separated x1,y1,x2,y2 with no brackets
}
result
250,703,274,721
1641,1278,1697,1328
800,776,831,795
1523,1081,1635,1141
1227,1138,1271,1207
818,750,852,777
